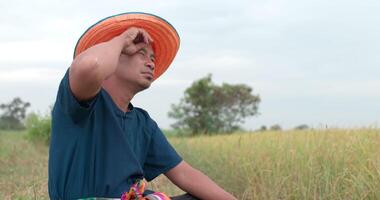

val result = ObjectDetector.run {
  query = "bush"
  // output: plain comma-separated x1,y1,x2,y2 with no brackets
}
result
25,112,51,145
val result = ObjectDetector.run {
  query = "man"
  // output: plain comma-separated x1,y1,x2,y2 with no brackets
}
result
48,12,237,200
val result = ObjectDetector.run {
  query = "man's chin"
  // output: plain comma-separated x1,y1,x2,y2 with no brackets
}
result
138,81,152,91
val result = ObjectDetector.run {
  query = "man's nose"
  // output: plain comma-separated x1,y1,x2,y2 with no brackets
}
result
146,61,155,71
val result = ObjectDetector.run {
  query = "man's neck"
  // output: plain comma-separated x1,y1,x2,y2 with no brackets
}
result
102,79,136,113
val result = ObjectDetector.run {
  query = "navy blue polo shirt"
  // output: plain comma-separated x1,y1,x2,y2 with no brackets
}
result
48,69,182,200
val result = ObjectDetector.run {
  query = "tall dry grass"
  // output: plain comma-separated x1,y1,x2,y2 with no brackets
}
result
0,130,48,199
1,129,379,200
162,129,380,199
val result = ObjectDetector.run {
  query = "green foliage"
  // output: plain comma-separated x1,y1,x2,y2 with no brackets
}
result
25,112,51,145
0,97,30,130
294,124,309,130
161,129,181,137
259,125,267,131
269,124,282,131
168,74,260,135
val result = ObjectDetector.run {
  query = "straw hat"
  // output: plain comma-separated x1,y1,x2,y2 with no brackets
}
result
74,12,180,80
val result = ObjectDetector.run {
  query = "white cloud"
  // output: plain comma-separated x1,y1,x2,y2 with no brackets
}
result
1,0,380,128
0,66,66,83
0,39,74,63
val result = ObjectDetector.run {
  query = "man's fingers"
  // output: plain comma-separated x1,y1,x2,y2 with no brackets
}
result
133,32,145,44
138,28,153,44
121,27,153,45
122,27,137,39
134,42,148,51
147,34,154,44
123,42,148,55
142,30,153,44
120,27,153,55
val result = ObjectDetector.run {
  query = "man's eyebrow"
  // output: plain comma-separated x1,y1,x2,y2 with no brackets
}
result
142,47,155,59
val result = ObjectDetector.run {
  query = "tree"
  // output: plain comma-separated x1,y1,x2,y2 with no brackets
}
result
259,125,267,131
269,124,282,131
168,74,260,135
294,124,309,130
0,97,31,130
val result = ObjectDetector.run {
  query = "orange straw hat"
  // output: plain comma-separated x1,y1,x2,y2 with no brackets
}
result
74,12,180,80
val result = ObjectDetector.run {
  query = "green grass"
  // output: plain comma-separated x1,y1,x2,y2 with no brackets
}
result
0,130,48,200
1,129,379,199
166,129,380,199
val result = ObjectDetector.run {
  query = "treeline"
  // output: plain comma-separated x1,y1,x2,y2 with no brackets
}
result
257,124,310,132
0,97,30,130
0,97,51,144
1,75,313,144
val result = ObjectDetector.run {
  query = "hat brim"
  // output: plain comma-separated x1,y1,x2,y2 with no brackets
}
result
74,12,180,80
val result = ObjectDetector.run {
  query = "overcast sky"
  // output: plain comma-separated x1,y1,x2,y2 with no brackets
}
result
1,0,379,130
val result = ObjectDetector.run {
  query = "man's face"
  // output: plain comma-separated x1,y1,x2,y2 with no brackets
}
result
115,45,156,91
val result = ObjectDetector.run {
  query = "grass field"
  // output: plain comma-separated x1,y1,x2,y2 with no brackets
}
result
0,129,379,199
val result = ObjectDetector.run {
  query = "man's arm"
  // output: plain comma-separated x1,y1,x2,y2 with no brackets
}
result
69,27,153,101
165,161,237,200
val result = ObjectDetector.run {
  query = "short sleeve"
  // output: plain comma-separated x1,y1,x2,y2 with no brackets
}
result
143,120,182,181
56,68,98,124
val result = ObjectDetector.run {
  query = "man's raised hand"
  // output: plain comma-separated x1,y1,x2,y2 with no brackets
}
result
119,27,154,55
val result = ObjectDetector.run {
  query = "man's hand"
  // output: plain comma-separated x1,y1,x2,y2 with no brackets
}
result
119,27,154,55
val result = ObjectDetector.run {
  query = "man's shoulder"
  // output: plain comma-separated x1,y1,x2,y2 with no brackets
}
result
134,106,151,119
133,107,160,129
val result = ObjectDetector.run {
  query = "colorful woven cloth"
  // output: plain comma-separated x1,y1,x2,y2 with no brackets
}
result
121,180,171,200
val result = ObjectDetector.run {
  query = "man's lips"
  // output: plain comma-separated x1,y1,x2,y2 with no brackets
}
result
141,72,154,79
